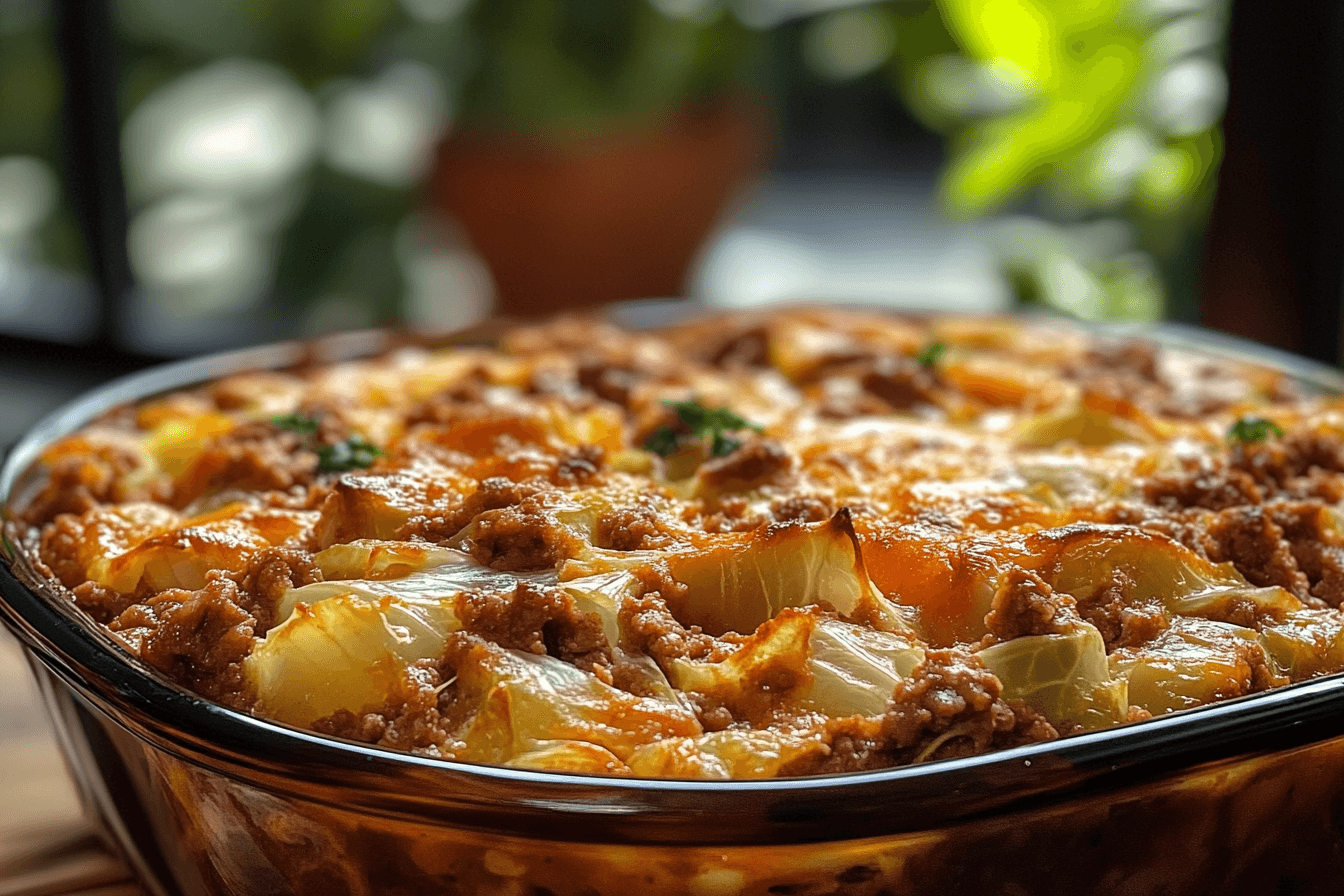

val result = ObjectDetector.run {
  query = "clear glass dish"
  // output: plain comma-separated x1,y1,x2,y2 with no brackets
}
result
5,318,1344,896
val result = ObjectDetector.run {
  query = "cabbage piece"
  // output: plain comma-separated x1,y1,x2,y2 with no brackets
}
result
101,519,270,593
1109,617,1282,716
453,646,701,765
664,609,815,716
1261,609,1344,680
663,611,922,719
561,571,686,705
803,618,925,717
274,551,548,626
245,592,462,727
1011,401,1154,448
1041,525,1284,621
74,503,180,586
313,539,469,581
625,728,829,779
977,621,1127,731
665,509,908,636
504,740,631,775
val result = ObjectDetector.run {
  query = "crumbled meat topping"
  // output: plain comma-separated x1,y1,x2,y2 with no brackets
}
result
10,308,1344,779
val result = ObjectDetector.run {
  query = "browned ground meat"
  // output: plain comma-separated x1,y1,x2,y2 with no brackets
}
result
860,356,941,411
594,500,680,551
786,648,1058,775
463,495,587,570
1143,461,1265,511
1198,506,1311,597
696,438,795,494
171,423,318,508
21,444,145,525
1074,568,1168,651
231,546,321,630
457,582,611,671
982,569,1078,643
109,578,257,708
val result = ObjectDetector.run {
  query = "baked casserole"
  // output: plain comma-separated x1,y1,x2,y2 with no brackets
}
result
9,308,1344,779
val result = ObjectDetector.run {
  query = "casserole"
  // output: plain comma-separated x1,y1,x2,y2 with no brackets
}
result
5,309,1344,895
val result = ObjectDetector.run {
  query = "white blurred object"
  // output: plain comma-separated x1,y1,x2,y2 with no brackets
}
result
1148,57,1227,138
122,59,320,201
0,156,56,240
396,214,494,333
324,61,450,189
691,175,1011,313
802,6,896,82
128,194,271,317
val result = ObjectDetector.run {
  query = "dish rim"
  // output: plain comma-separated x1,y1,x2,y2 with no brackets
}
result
5,311,1344,846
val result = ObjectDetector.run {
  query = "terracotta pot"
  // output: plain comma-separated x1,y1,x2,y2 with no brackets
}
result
430,98,769,317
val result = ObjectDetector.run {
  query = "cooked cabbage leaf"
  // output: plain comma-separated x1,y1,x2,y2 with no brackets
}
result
1261,609,1344,680
313,539,471,581
452,646,700,765
274,550,548,626
625,728,829,779
665,509,909,636
664,610,923,719
246,592,462,727
1109,617,1283,716
977,621,1127,730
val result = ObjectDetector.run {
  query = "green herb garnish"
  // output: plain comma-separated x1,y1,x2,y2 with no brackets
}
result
273,412,383,472
915,341,948,368
272,412,322,439
1,531,16,560
644,399,763,459
1228,416,1284,443
317,434,385,473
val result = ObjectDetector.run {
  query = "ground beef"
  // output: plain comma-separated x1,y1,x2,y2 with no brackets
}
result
231,546,321,630
786,649,1059,775
859,355,941,411
457,582,611,672
463,496,587,571
983,569,1078,643
768,493,836,524
395,477,546,544
171,422,318,508
576,360,641,406
37,513,88,589
1073,568,1168,651
1198,506,1311,598
1143,462,1264,511
1268,501,1344,607
594,500,680,551
618,588,729,666
71,580,139,625
311,662,454,754
109,577,257,709
696,438,794,494
20,442,145,525
555,444,606,485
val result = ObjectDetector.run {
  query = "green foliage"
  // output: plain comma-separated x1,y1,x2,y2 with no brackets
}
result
915,340,948,368
1227,416,1283,444
883,0,1231,320
317,434,385,472
273,412,384,471
458,0,757,134
645,398,763,459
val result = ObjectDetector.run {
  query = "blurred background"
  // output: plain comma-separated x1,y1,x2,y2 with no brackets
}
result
0,0,1340,443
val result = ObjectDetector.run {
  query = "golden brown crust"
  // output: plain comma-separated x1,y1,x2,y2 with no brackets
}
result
13,308,1344,778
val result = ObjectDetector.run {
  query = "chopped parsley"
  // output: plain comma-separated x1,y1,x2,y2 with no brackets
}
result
915,341,948,369
272,412,322,439
272,412,383,472
1228,416,1284,443
644,398,763,459
317,434,385,473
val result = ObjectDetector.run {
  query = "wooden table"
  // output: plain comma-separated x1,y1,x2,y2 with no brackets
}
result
0,630,144,896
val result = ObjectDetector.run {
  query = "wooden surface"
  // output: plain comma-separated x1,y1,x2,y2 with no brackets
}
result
0,630,143,896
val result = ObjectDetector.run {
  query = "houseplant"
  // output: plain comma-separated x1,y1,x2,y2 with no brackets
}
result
430,0,770,317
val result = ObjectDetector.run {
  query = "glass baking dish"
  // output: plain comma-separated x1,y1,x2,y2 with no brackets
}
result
5,317,1344,896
